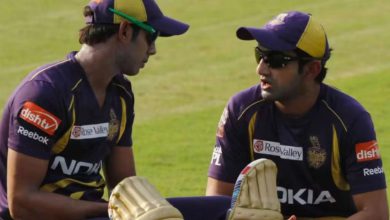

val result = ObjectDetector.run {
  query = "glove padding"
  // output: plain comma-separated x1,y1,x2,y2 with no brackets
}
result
108,176,183,220
228,158,283,220
294,217,346,220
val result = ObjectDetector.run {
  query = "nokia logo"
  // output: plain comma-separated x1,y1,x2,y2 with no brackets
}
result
19,101,61,135
277,187,336,205
51,156,102,175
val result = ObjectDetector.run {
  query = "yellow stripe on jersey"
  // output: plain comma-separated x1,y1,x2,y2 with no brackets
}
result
53,79,82,154
331,125,350,191
68,95,75,112
321,100,348,132
248,112,258,161
52,96,76,154
29,60,70,80
40,177,105,193
238,100,265,121
70,187,104,200
113,83,133,99
70,191,85,200
116,96,127,144
71,79,83,92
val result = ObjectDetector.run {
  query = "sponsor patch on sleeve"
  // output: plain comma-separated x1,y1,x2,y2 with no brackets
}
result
19,101,61,135
216,107,228,138
355,140,380,162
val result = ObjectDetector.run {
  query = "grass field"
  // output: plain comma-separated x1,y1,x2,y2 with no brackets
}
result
1,0,389,205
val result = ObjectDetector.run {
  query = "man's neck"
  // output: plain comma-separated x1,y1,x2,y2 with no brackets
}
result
76,43,118,89
75,42,119,107
275,84,321,118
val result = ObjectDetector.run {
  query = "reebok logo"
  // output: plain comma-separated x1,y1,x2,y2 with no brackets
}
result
19,102,61,135
355,140,380,162
363,166,384,177
17,126,49,145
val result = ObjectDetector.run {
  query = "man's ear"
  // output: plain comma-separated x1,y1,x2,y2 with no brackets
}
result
303,60,321,80
118,21,132,41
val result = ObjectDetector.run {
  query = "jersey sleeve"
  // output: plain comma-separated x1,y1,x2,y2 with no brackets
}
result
7,80,66,160
208,99,252,183
344,111,386,194
115,108,134,147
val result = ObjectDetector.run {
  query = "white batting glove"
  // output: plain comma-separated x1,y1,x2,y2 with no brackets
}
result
228,158,283,220
108,176,183,220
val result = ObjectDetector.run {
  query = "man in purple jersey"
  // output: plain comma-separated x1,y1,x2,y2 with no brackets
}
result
207,11,389,219
0,0,191,219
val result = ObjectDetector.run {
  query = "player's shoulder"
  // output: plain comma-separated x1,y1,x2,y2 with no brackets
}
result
319,84,369,122
7,52,86,111
24,52,84,93
228,85,268,120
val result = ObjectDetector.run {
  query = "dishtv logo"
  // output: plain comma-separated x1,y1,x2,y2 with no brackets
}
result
19,101,61,135
355,140,380,162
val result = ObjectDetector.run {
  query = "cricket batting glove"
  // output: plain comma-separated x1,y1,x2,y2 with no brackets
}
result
227,158,283,220
108,176,183,220
292,217,346,220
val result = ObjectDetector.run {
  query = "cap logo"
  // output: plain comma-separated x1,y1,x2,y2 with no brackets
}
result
269,13,288,26
92,0,103,4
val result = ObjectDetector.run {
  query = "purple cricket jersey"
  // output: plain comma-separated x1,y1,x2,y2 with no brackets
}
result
208,84,386,217
0,52,135,211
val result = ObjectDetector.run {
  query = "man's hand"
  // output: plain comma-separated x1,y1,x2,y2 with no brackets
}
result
108,176,183,220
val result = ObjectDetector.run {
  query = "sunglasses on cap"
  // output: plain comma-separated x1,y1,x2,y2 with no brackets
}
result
109,8,159,44
254,46,301,68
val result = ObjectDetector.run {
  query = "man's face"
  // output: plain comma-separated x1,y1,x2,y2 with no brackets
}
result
255,48,305,101
116,25,157,76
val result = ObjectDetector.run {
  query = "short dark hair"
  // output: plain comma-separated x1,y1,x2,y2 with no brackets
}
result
79,6,140,46
295,48,332,83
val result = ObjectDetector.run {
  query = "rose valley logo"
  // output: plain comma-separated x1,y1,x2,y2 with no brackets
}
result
253,140,264,152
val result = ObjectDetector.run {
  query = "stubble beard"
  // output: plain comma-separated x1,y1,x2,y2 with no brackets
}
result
261,76,304,102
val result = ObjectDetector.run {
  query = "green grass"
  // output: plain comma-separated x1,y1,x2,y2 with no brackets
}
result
1,0,389,205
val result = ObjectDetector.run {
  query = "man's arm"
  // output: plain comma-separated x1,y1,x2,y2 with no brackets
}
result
206,177,234,196
348,189,389,220
103,146,136,191
7,148,108,220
